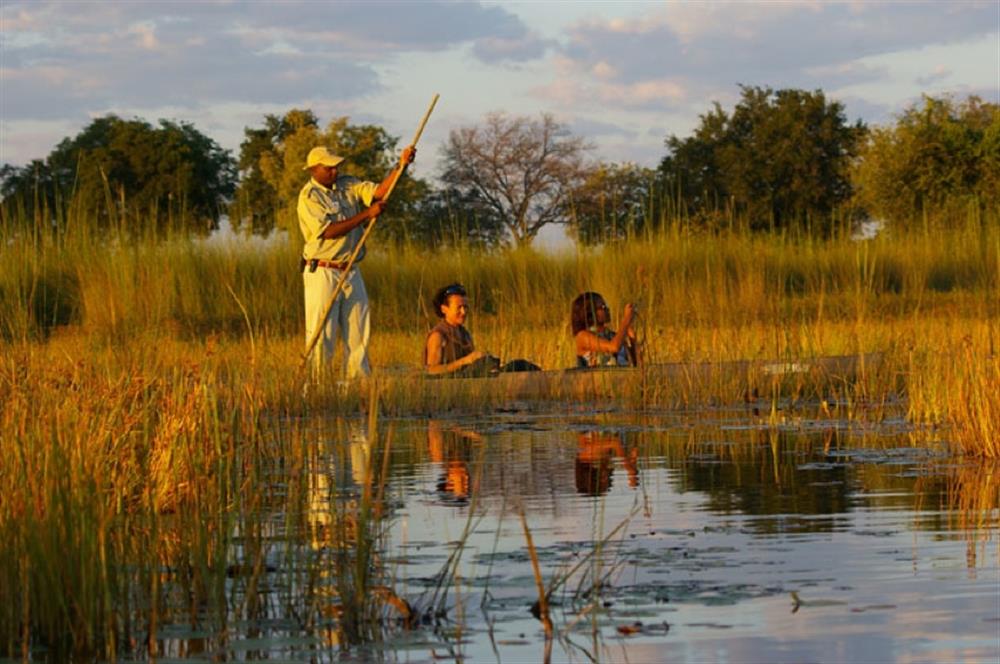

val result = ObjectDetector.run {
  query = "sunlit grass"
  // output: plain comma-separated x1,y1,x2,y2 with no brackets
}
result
1,214,996,440
1,211,997,657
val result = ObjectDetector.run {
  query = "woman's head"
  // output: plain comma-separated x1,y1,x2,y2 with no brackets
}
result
571,292,609,334
433,283,469,325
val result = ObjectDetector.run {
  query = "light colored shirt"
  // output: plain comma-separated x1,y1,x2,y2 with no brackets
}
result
297,175,377,262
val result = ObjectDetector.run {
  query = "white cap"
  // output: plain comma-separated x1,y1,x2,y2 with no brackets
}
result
303,147,345,170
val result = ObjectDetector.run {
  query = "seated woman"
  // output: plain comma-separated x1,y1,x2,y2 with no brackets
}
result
424,283,499,376
571,291,639,368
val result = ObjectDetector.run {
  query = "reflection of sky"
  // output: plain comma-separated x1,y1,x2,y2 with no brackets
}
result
389,421,999,664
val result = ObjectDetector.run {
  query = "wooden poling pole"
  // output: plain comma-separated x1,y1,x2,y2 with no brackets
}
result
299,93,439,372
382,93,438,201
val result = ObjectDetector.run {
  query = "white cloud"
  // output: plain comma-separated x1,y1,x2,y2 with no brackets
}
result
591,61,616,80
1,0,996,172
916,65,953,87
554,1,997,92
129,22,160,50
623,80,687,104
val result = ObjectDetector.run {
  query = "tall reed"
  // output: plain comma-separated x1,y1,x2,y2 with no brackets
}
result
0,334,416,659
3,210,996,341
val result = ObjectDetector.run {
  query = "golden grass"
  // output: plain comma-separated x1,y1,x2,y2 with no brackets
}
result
904,320,1000,458
1,218,997,657
0,339,409,657
1,319,996,657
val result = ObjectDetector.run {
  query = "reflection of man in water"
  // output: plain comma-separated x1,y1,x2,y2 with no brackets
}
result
349,421,372,487
308,421,372,551
574,431,639,496
427,420,483,504
304,420,376,648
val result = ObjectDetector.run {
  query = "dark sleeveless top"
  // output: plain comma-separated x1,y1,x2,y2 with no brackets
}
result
425,320,475,366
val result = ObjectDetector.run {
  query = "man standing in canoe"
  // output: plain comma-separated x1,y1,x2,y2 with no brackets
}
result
298,144,415,381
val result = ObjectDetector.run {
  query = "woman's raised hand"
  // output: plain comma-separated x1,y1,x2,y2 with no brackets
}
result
623,302,637,325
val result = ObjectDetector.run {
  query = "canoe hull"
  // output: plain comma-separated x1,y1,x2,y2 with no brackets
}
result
388,353,883,407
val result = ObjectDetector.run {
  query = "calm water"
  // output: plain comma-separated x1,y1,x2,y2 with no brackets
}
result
154,411,999,663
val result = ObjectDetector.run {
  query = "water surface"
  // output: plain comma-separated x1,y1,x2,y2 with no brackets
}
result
154,410,999,663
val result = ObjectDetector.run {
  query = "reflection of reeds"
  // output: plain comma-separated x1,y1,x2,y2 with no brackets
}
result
945,464,999,568
297,410,414,648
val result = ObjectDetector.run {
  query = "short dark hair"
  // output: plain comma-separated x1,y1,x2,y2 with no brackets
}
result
432,283,467,318
571,292,607,335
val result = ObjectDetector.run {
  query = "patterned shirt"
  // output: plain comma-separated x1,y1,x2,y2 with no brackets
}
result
577,327,629,368
297,175,378,262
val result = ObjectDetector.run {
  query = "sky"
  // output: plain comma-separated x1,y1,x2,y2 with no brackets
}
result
1,0,998,183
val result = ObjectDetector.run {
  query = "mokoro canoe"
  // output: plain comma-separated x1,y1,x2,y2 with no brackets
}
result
390,353,883,405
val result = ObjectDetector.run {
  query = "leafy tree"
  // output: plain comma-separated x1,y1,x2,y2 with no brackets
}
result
407,186,506,249
660,86,865,233
1,115,236,234
567,162,662,245
851,95,999,229
440,112,590,246
228,110,316,234
231,111,428,241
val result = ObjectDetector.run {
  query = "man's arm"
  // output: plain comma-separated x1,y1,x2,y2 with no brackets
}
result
318,200,386,240
373,146,416,201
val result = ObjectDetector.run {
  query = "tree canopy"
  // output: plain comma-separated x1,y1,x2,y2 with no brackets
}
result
567,162,662,245
229,110,428,242
0,115,235,234
440,112,589,247
851,95,999,229
660,86,865,233
4,87,990,248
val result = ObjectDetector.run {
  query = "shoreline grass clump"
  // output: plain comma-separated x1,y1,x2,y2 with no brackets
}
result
0,337,418,659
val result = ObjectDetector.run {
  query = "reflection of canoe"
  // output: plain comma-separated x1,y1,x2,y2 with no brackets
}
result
392,353,883,406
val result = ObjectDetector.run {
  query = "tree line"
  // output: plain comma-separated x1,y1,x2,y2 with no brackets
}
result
2,87,996,245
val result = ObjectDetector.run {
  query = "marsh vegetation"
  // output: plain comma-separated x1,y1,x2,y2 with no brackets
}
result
2,202,998,660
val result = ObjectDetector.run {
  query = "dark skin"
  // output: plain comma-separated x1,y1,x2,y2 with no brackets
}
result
310,145,416,240
574,298,636,357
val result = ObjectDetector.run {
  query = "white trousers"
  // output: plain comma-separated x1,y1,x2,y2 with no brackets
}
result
303,266,371,380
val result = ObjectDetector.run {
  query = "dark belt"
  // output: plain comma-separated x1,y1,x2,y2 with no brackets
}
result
301,258,350,272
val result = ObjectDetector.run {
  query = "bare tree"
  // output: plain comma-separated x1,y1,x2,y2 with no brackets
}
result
441,112,589,246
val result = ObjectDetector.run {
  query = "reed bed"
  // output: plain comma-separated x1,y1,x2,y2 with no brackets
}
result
0,340,409,659
1,213,997,657
1,331,995,658
1,215,996,442
4,217,996,341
